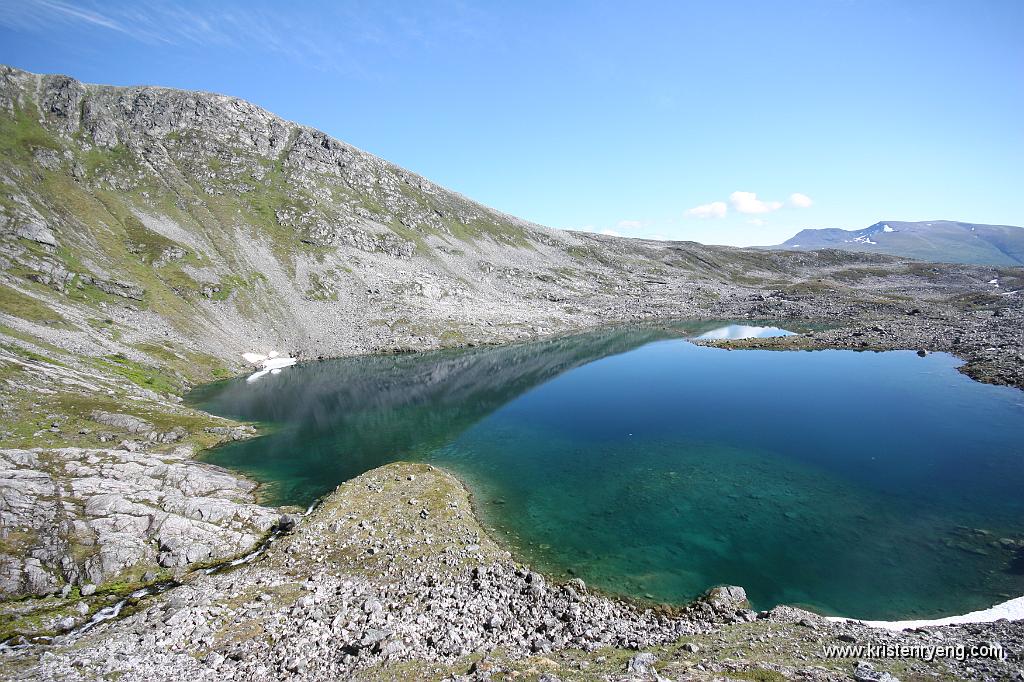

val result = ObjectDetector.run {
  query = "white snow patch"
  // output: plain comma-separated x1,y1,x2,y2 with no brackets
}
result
988,278,999,286
262,357,296,371
242,351,297,382
850,235,877,245
882,225,894,233
827,595,1024,631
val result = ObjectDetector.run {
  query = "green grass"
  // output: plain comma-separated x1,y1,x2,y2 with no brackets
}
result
133,341,231,384
82,144,140,180
97,353,183,395
0,284,67,325
0,103,61,163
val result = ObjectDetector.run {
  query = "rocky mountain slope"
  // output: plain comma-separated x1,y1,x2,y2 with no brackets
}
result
0,64,1010,377
773,220,1024,265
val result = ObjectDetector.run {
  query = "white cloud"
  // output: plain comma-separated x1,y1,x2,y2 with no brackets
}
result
600,229,621,237
686,201,728,219
747,218,766,226
729,191,782,214
789,192,813,208
616,219,643,230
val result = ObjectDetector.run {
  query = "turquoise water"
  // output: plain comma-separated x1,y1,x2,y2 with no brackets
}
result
189,323,1024,620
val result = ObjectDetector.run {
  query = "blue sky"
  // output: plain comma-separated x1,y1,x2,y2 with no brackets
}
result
1,1,1022,246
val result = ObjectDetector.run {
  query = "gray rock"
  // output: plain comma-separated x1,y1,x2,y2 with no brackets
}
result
277,513,301,532
703,584,748,610
627,652,658,675
0,447,278,599
89,412,154,435
853,661,900,682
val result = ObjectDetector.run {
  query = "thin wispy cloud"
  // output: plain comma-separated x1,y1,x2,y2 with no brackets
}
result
0,0,494,75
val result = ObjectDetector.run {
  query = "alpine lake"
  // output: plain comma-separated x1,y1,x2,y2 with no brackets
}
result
188,321,1024,621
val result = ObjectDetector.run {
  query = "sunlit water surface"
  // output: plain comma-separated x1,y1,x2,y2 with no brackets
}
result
189,322,1024,619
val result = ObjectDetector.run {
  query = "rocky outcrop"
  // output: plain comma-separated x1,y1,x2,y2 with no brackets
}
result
0,447,278,597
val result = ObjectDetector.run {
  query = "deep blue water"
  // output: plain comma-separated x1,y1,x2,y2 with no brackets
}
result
189,323,1024,619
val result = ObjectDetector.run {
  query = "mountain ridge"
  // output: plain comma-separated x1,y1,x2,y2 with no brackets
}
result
771,220,1024,266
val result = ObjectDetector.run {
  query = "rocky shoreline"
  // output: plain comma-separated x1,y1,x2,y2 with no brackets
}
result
0,461,1021,681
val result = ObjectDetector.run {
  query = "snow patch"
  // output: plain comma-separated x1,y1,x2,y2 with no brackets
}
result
849,235,877,245
827,595,1024,631
882,225,894,233
988,278,999,286
243,351,297,383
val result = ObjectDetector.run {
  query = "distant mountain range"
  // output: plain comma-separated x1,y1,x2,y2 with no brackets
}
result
771,221,1024,266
